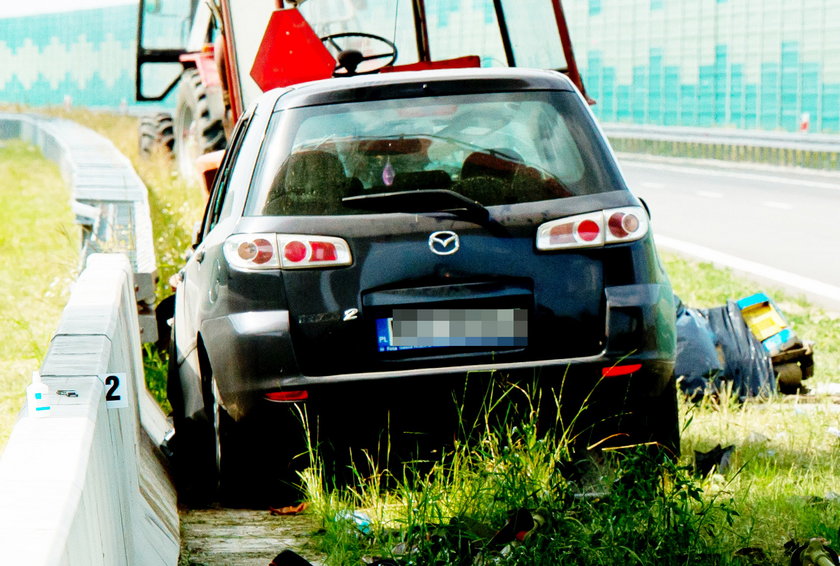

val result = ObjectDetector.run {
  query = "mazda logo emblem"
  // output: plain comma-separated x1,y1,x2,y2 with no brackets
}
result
428,231,459,255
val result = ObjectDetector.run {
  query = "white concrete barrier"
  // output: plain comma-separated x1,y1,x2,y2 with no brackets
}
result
0,112,158,342
0,254,178,565
0,115,177,563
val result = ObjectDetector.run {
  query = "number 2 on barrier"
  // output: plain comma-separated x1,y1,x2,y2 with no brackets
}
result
100,374,129,409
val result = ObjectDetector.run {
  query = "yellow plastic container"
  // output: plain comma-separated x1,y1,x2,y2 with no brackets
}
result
740,299,788,342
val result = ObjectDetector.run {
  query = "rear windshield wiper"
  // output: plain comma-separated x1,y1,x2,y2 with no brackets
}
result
342,189,491,224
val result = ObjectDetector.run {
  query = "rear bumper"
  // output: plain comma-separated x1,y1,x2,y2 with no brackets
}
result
200,283,676,421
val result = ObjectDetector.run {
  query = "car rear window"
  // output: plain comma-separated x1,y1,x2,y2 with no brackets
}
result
246,90,625,216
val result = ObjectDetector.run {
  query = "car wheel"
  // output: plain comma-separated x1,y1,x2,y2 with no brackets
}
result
138,112,174,157
168,332,218,504
642,376,681,457
173,67,226,184
211,380,308,507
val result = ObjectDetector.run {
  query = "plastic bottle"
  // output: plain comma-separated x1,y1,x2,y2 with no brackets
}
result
26,371,50,418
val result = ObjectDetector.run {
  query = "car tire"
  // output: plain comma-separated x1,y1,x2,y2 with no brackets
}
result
173,67,226,183
139,112,175,157
212,383,308,508
168,330,218,505
643,376,681,457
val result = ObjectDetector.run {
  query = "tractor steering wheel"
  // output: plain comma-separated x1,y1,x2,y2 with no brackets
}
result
320,32,398,77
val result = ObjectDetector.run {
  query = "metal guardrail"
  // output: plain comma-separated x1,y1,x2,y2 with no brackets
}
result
0,113,159,342
601,123,840,169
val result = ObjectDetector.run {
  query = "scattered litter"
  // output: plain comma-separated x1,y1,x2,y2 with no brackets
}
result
788,537,840,566
336,510,373,535
675,292,816,400
675,298,722,401
269,549,314,566
828,427,840,439
747,431,771,443
488,507,545,547
694,444,735,476
269,502,308,516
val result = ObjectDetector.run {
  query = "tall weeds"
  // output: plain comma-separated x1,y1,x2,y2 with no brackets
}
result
303,382,742,565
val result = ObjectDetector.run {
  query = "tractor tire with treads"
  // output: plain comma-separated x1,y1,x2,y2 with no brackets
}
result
139,112,175,157
174,67,227,183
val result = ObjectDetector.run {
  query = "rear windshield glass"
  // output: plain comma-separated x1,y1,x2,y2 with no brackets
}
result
246,90,625,216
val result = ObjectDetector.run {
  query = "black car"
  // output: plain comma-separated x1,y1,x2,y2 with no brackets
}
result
168,67,677,503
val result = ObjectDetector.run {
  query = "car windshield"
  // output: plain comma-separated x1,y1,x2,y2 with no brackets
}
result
246,90,625,216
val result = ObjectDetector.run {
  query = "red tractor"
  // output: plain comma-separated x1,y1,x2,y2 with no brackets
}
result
136,0,589,186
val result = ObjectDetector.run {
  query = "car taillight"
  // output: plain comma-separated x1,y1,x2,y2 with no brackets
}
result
224,234,352,269
536,207,648,251
277,235,351,268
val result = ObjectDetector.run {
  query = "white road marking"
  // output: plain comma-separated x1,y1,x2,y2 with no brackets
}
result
655,235,840,312
763,201,793,210
697,190,724,199
626,161,840,191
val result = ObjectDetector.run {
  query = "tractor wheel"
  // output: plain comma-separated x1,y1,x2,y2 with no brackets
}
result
138,112,174,157
174,67,226,184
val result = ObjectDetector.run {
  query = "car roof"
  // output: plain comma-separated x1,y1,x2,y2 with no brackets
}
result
261,67,578,111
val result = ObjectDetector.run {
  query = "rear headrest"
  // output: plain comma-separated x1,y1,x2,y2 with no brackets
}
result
264,150,356,215
461,151,523,180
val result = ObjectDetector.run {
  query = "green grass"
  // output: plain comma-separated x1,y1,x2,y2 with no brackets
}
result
665,255,840,562
0,140,79,448
301,384,745,565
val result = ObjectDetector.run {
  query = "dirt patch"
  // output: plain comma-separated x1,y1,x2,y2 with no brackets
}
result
179,507,325,566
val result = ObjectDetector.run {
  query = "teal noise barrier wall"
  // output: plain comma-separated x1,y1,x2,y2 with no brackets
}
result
567,0,840,133
2,0,840,135
0,4,140,108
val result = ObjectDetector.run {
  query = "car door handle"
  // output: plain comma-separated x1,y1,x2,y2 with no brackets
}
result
195,249,205,263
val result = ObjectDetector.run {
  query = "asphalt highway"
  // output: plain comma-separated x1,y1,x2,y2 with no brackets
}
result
619,154,840,311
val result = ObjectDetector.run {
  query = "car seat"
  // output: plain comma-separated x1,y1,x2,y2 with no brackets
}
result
263,150,360,215
459,150,570,204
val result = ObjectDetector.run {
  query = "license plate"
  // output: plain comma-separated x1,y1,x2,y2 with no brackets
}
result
376,308,528,352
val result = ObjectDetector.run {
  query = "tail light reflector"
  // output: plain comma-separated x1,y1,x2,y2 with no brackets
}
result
602,363,643,377
265,390,309,402
225,233,352,269
536,206,648,251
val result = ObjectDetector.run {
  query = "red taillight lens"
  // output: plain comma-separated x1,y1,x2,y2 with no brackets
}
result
283,240,308,263
277,235,352,269
537,211,604,249
537,207,648,251
310,241,338,261
601,363,643,377
578,219,601,242
265,390,309,402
